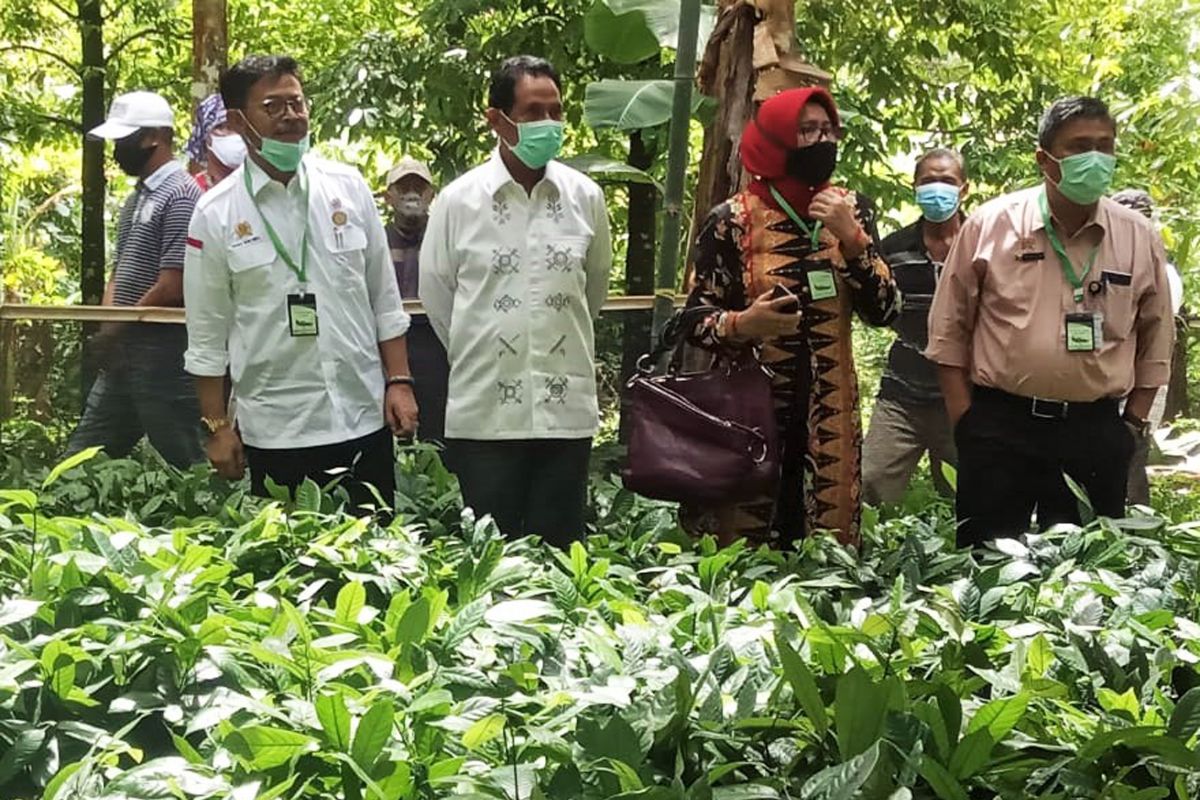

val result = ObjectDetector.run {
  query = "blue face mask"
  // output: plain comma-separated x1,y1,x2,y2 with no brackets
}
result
915,182,961,223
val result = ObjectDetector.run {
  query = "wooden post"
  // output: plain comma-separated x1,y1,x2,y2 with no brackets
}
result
192,0,228,106
619,131,658,441
77,0,107,404
0,317,15,422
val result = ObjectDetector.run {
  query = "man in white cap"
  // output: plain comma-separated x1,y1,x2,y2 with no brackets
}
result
384,157,449,445
64,90,205,467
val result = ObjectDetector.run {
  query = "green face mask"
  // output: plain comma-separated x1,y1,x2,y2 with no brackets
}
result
240,111,310,172
501,113,564,170
1048,150,1116,205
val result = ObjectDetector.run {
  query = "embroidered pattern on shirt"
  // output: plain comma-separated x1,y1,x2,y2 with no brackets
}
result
492,198,511,225
498,333,520,357
545,199,564,224
546,244,575,272
492,248,521,276
545,292,572,312
543,376,569,404
549,335,567,357
493,294,521,313
498,379,523,405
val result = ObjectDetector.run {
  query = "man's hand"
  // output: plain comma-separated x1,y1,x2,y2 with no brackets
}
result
206,427,245,480
385,384,419,438
734,288,803,342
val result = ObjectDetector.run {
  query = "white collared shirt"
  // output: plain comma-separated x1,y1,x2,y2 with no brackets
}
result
184,155,410,449
419,150,613,439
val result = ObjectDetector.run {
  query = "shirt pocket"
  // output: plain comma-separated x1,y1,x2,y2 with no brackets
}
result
1099,274,1136,342
325,223,369,272
228,239,275,273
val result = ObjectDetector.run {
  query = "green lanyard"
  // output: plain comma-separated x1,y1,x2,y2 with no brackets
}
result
243,163,310,286
1038,187,1099,304
769,185,823,251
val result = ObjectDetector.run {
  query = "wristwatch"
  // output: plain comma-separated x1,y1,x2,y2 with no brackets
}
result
1122,410,1150,438
386,374,416,388
200,416,230,436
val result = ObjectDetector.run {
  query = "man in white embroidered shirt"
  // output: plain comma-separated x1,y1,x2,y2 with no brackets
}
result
184,55,418,512
420,56,613,547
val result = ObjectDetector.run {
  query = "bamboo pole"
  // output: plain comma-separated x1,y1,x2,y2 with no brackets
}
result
651,0,702,342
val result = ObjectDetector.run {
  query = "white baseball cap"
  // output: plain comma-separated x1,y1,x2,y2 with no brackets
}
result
386,157,433,188
89,91,174,140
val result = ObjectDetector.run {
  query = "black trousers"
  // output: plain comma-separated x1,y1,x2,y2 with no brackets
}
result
244,427,395,515
407,322,450,446
955,387,1134,548
447,438,592,548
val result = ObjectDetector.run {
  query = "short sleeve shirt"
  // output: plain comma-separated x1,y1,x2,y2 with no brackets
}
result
110,162,201,306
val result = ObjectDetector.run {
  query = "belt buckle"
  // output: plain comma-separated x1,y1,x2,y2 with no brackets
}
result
1031,397,1067,419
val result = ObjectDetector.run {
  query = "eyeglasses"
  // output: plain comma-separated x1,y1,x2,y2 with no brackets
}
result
260,97,311,120
797,123,843,145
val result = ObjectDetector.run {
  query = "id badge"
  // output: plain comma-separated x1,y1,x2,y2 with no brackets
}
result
287,293,319,337
1065,312,1097,352
807,269,838,301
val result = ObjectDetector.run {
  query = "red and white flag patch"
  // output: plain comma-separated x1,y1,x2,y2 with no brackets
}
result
186,236,203,250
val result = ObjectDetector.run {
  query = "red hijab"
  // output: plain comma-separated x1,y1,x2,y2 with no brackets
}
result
740,87,840,215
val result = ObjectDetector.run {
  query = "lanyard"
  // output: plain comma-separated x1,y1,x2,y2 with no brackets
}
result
1038,187,1099,304
769,186,823,251
243,164,310,286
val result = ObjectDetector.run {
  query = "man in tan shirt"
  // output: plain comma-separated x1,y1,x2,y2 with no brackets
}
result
927,97,1174,546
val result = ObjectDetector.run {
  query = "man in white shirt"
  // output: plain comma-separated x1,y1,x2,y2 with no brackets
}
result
420,56,613,546
184,55,418,511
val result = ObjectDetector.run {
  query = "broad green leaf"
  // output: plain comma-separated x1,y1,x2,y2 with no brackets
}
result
561,155,662,190
1097,687,1140,719
171,732,204,765
1026,634,1053,678
0,727,46,786
711,786,780,799
334,581,367,627
948,729,994,779
316,691,352,751
0,598,43,627
602,0,716,52
834,667,887,759
42,762,82,800
43,447,101,488
1169,687,1200,741
484,599,556,624
965,693,1028,741
351,700,394,769
918,756,968,800
584,1,660,64
0,489,37,511
776,635,828,738
396,597,430,645
463,714,506,751
231,726,317,770
584,80,711,130
799,741,879,799
101,757,226,796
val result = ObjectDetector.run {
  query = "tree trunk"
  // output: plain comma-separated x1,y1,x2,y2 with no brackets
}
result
78,0,106,402
619,130,658,441
1164,313,1192,420
192,0,228,106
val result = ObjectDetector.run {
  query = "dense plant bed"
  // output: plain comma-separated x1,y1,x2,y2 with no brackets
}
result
2,448,1200,799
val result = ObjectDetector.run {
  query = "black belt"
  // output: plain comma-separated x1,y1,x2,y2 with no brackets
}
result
974,386,1118,420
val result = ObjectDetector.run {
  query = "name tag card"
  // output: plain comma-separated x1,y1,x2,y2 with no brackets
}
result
807,269,838,301
287,293,319,337
1065,312,1100,352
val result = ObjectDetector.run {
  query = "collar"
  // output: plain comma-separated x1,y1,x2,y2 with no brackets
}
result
480,148,563,197
140,160,183,192
244,154,308,198
1030,183,1108,237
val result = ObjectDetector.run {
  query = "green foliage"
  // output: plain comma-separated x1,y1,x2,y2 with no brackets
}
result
1,453,1200,798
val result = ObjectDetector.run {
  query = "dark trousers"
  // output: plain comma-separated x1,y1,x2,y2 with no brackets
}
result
407,323,450,446
243,427,395,515
66,326,203,468
955,387,1134,548
448,438,592,548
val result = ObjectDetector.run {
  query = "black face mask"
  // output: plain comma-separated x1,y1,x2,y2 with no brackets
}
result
785,141,838,186
114,134,156,176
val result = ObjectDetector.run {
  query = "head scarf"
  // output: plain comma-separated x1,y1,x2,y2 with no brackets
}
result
1111,188,1153,219
186,94,228,165
740,87,840,215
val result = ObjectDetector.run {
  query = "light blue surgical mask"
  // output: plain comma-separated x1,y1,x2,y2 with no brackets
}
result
501,112,564,170
915,182,961,223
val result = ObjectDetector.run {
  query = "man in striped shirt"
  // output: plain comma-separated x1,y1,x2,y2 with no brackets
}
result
65,91,204,467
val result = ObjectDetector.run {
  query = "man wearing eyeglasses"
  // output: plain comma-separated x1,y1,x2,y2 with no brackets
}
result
183,54,418,512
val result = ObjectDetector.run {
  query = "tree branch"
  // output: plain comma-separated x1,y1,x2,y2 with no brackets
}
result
108,27,166,59
0,45,81,76
32,113,85,134
45,0,80,20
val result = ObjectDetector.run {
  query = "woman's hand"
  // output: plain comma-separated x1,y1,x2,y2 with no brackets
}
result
730,288,802,342
809,189,867,258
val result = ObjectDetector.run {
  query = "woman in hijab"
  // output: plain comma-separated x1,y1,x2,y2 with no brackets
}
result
684,87,899,549
186,94,247,190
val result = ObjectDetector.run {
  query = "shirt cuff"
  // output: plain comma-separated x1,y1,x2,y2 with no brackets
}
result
924,338,968,368
1134,359,1170,388
185,346,229,376
377,308,412,342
